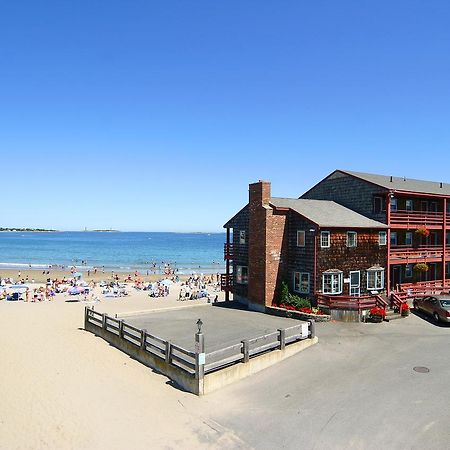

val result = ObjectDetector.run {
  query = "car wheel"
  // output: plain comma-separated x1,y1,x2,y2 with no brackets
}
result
413,301,419,311
433,312,440,323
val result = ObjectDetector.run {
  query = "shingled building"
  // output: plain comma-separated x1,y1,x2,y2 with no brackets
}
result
222,170,450,311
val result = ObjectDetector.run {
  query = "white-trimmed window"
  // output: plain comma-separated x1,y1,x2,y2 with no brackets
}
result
367,268,384,290
239,230,246,244
379,231,387,246
236,265,248,284
390,232,397,246
294,272,310,294
322,271,343,295
405,264,413,278
406,199,413,211
320,231,330,248
346,231,357,247
296,230,305,247
405,232,413,246
391,198,398,212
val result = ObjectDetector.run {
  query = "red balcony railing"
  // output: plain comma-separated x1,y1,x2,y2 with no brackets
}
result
224,243,234,260
390,245,450,262
317,294,387,312
390,210,443,227
220,273,233,291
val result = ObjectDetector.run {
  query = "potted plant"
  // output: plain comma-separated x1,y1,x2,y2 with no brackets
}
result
415,227,430,239
400,303,410,317
413,263,429,273
368,306,386,323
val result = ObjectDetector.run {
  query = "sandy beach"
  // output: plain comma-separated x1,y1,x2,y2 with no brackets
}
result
0,283,242,450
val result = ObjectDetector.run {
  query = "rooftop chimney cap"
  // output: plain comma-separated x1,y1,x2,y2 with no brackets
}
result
440,182,443,188
390,176,393,182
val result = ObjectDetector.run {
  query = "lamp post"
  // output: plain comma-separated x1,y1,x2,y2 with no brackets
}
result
195,319,205,381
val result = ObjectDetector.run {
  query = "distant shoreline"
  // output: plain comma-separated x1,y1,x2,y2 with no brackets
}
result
0,228,58,232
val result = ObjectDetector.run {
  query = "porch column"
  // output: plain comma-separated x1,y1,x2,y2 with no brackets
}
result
443,198,447,288
386,192,392,295
225,227,231,302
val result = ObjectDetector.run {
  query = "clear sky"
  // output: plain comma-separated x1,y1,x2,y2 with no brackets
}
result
1,1,450,231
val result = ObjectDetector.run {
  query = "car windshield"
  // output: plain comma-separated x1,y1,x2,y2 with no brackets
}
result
439,300,450,308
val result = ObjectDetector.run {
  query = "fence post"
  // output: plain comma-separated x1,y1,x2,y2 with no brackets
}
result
84,306,88,328
119,320,124,338
308,319,316,339
278,328,286,350
241,339,249,363
195,332,205,380
140,329,147,350
102,313,107,330
165,341,172,364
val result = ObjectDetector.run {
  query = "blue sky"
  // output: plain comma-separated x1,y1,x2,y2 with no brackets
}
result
1,1,450,231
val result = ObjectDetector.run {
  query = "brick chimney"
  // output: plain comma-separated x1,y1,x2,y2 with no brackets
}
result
247,181,287,311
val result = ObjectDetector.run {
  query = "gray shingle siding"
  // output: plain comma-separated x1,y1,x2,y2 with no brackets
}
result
300,171,387,223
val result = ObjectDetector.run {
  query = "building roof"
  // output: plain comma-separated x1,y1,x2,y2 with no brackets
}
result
270,197,388,229
339,170,450,196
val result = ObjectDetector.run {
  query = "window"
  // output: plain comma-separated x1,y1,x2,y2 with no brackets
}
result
390,232,397,246
373,196,385,213
446,262,450,277
405,232,413,246
391,198,398,212
367,269,384,290
239,230,246,244
405,264,413,278
406,199,413,211
294,272,310,294
296,230,305,247
322,272,343,294
236,265,248,284
379,231,387,246
320,231,330,248
346,231,357,247
447,202,450,215
446,232,450,246
430,202,438,213
421,201,428,212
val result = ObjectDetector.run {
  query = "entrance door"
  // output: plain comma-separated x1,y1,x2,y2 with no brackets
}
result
350,271,360,296
391,266,402,290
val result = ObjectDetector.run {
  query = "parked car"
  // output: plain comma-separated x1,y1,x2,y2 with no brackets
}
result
413,295,450,323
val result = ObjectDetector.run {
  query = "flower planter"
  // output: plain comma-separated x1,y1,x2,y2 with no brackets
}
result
266,305,331,322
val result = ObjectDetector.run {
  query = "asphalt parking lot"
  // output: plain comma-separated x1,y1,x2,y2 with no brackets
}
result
184,311,450,449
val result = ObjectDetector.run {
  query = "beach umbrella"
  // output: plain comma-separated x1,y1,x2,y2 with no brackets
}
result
68,286,83,295
160,279,173,286
9,284,28,290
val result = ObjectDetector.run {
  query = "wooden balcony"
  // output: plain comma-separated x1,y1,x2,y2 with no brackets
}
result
390,245,450,263
390,210,444,228
224,243,234,260
220,273,233,291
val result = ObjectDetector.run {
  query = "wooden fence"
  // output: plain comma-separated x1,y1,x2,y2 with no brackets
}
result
84,307,313,381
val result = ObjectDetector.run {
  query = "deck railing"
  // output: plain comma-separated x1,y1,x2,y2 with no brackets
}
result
84,307,314,394
224,243,234,260
390,210,443,227
397,280,450,297
390,245,450,262
316,294,387,311
220,273,233,291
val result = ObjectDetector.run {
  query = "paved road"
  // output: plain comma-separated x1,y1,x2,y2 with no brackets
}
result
181,312,450,449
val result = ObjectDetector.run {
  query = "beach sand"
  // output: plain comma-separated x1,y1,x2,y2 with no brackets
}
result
0,284,247,450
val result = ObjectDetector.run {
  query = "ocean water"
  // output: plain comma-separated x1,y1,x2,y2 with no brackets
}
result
0,232,226,274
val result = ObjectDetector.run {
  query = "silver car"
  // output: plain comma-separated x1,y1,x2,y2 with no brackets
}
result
413,295,450,323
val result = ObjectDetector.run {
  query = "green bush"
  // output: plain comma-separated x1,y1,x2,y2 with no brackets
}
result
279,280,311,309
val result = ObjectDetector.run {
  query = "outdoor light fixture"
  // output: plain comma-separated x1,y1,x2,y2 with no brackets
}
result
196,318,203,334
